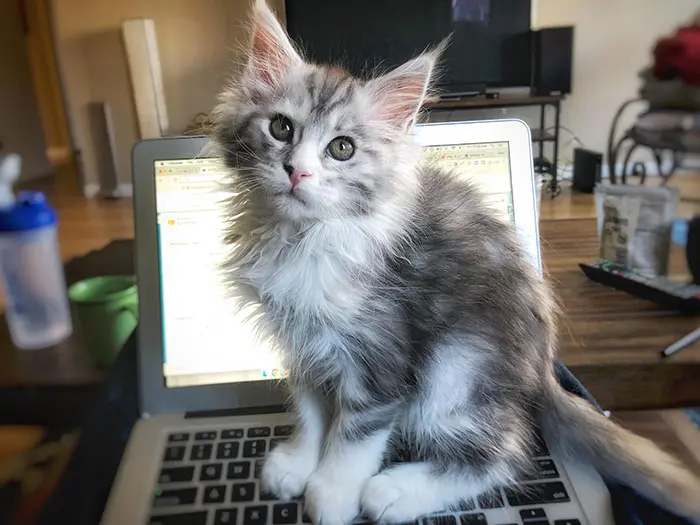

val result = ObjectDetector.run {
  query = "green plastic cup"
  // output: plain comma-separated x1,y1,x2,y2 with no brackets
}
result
68,275,138,368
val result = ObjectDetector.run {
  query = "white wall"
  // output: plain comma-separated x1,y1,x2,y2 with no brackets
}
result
52,0,284,189
534,0,699,163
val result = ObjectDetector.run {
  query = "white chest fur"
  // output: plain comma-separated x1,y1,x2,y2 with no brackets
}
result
229,220,382,323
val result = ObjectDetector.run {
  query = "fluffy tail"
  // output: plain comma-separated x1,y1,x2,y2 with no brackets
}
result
541,378,700,522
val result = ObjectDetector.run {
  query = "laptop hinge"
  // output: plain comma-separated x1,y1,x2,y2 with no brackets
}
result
185,405,287,419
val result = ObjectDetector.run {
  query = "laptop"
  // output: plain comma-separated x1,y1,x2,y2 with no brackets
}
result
101,119,613,525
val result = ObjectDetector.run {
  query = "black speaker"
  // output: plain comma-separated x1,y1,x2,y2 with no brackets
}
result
572,148,602,193
531,26,574,96
688,215,700,285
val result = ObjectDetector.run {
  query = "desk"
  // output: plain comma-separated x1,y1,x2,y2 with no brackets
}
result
0,220,697,415
542,218,700,410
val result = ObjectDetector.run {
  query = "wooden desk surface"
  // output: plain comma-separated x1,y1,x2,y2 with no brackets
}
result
541,218,700,409
0,219,697,410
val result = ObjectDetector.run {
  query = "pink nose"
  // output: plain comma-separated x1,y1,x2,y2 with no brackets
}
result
289,169,311,190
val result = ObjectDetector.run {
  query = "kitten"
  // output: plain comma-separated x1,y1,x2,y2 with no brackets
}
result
213,1,700,524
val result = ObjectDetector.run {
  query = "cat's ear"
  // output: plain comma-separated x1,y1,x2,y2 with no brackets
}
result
245,0,302,88
366,45,444,131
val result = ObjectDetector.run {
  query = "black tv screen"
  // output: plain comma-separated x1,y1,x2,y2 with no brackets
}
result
285,0,532,94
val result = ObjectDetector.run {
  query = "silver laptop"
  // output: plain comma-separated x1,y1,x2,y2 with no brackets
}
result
101,120,613,525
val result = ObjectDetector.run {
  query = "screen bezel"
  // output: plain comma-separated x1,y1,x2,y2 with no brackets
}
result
412,119,542,276
133,137,288,416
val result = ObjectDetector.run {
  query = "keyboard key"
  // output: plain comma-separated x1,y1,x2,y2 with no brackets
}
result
153,487,197,507
200,463,223,481
505,481,570,506
214,508,238,525
254,460,264,479
248,427,271,438
531,433,549,457
190,444,213,461
270,438,287,450
477,490,504,508
302,514,312,523
222,429,244,439
244,505,268,525
163,446,186,462
554,520,581,525
456,499,475,511
273,425,295,436
459,514,486,525
232,482,256,502
273,502,298,524
203,485,226,504
149,511,207,525
424,515,457,525
520,508,547,521
524,458,559,480
260,490,278,501
243,440,266,458
167,432,190,443
160,466,194,483
217,441,240,459
195,431,218,441
227,461,251,479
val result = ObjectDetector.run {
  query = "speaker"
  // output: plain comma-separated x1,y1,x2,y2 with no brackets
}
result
531,26,574,96
688,215,700,285
572,148,602,193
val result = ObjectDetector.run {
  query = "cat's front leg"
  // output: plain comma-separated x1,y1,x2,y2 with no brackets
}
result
304,406,394,525
262,390,326,500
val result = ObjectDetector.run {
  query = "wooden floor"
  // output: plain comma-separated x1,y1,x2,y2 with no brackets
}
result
15,172,700,477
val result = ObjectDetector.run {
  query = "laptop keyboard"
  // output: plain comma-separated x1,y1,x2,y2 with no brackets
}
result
149,425,585,525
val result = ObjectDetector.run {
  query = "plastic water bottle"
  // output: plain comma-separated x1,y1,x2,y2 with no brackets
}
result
0,154,72,349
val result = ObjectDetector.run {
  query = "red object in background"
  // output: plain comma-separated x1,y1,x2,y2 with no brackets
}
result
653,22,700,86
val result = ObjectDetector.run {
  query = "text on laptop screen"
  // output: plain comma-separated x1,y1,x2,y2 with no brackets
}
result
156,158,284,388
154,141,513,388
423,141,514,222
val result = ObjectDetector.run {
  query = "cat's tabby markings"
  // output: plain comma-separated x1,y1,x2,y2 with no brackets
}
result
213,1,700,524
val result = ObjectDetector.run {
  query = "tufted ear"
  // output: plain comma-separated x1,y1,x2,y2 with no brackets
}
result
366,45,443,132
244,0,303,89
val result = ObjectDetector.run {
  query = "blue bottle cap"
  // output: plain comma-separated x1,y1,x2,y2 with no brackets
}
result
0,191,57,232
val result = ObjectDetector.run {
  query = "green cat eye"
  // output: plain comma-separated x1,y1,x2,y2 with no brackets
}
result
327,136,355,161
269,115,293,142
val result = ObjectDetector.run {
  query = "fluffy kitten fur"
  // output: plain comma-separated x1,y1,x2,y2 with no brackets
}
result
214,2,700,524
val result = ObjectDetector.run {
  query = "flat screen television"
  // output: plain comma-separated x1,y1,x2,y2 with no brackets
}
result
284,0,532,96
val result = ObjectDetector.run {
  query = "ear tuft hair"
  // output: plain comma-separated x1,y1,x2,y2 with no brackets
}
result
245,0,303,89
366,39,447,132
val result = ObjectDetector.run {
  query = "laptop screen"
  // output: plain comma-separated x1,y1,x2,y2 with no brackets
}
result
155,141,514,388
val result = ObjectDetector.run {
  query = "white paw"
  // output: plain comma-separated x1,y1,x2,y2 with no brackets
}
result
305,471,363,525
262,441,317,500
361,470,439,524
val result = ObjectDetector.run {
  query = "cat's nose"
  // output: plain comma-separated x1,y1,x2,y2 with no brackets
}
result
286,166,311,190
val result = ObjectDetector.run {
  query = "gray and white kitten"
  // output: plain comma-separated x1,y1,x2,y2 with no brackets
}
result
214,2,700,524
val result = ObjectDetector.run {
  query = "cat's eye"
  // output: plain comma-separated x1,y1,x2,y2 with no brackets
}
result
327,137,355,161
269,115,293,142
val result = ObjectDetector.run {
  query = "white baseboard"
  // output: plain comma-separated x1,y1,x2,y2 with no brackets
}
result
82,183,133,198
112,183,133,198
83,183,100,198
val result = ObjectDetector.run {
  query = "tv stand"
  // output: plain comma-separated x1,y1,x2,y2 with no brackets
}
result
440,92,500,102
425,94,565,197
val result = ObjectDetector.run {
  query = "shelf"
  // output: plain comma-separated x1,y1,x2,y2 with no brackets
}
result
426,95,564,111
531,128,557,142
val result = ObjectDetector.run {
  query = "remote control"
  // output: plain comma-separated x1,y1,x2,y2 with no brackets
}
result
579,260,700,314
